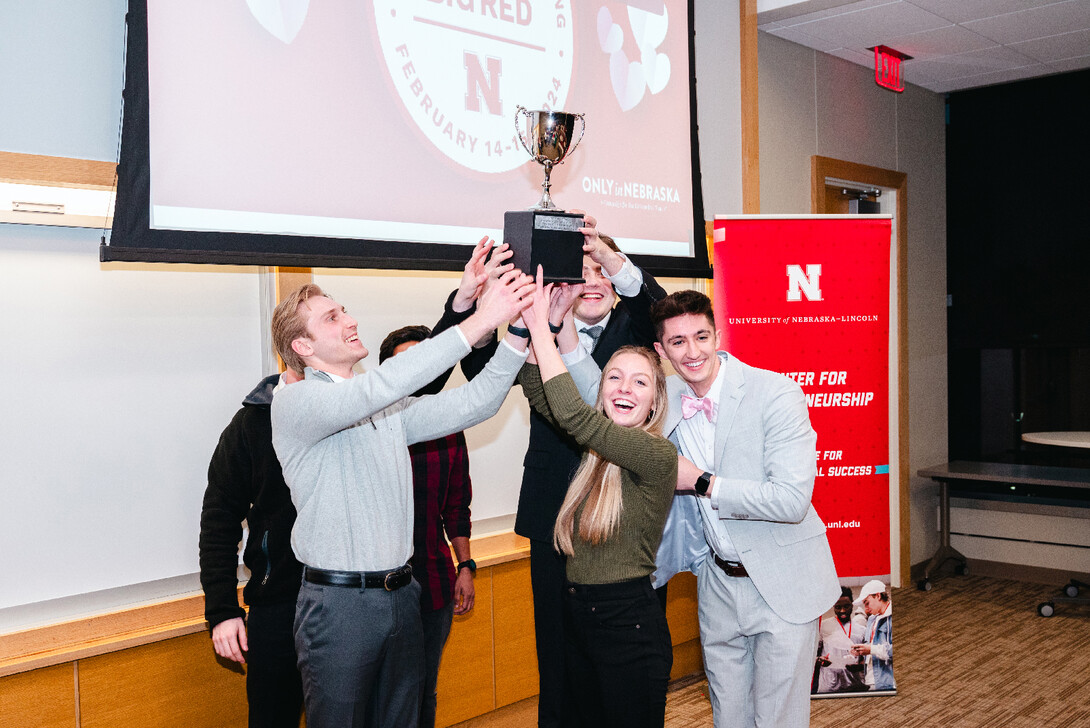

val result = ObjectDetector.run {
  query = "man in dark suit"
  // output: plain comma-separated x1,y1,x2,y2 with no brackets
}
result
515,218,666,727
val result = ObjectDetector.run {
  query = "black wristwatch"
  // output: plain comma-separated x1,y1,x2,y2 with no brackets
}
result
694,471,714,497
457,559,477,575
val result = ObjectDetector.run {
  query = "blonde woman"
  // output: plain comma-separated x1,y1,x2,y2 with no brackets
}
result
516,271,678,728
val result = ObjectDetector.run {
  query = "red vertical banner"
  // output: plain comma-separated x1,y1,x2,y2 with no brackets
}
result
713,216,893,580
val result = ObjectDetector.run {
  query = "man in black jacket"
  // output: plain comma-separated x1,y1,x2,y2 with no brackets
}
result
199,372,305,728
197,238,502,726
515,223,667,727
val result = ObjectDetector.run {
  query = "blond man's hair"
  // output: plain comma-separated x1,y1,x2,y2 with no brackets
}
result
271,283,330,375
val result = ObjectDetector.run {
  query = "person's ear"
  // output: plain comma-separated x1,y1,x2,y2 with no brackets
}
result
653,341,666,358
291,338,313,359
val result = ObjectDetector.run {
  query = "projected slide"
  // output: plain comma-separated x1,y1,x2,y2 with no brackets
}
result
145,0,697,258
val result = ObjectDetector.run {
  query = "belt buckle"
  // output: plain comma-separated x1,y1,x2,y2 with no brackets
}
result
383,570,396,591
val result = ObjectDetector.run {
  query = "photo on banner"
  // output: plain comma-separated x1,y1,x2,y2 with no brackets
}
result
712,215,896,697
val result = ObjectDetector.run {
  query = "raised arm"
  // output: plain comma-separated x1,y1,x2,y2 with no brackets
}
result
422,237,512,394
523,269,675,484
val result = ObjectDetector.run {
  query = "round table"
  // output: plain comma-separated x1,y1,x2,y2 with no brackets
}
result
1021,431,1090,449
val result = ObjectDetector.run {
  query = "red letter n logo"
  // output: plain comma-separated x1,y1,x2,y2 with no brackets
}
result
786,264,822,301
465,53,503,116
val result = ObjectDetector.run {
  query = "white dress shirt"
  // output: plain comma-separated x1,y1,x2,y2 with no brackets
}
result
675,352,743,562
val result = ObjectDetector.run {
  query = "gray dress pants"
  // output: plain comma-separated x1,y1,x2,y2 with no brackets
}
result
294,578,425,728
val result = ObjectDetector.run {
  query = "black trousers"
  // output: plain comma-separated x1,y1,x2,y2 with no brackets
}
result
563,578,673,728
245,600,304,728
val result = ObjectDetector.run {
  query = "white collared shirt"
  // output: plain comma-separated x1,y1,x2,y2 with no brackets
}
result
675,352,742,562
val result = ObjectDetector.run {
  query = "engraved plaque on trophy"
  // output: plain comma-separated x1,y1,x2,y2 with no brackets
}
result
504,106,587,283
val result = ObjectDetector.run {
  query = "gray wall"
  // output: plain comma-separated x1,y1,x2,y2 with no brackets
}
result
757,31,949,568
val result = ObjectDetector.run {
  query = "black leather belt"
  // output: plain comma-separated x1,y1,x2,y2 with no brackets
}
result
303,564,413,591
714,555,749,577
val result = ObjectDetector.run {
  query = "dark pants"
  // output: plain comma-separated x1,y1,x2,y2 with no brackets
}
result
245,600,304,728
530,539,571,728
419,602,454,728
294,578,424,728
564,578,673,728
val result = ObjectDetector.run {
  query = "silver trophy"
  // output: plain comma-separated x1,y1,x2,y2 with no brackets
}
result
516,105,586,210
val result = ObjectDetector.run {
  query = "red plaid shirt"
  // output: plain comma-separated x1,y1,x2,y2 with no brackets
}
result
409,431,472,613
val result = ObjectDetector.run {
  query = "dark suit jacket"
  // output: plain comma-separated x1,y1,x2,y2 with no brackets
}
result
514,271,667,543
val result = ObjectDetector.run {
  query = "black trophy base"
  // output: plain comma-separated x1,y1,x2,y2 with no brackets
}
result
503,210,585,284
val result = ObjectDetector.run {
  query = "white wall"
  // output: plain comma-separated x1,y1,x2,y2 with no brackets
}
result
757,31,949,569
0,1,736,629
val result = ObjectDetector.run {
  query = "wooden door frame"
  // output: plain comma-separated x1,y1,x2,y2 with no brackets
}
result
812,155,910,585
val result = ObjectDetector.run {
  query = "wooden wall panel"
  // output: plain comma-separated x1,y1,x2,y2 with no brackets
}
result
490,560,538,709
436,569,495,728
670,639,705,680
79,632,247,728
665,571,699,645
0,663,75,728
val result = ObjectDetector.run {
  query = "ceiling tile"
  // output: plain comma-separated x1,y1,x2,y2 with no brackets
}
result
766,25,846,52
1047,54,1090,72
827,47,876,66
962,0,1090,45
881,24,999,59
906,0,1058,25
1009,28,1090,62
939,62,1053,92
901,65,945,92
906,45,1040,82
769,0,899,27
789,1,952,49
756,0,865,25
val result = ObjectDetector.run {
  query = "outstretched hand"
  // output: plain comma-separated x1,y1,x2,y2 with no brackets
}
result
475,267,536,333
549,282,583,325
523,266,555,340
452,236,493,313
573,210,623,276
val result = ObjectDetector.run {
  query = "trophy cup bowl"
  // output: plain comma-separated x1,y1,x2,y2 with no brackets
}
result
516,105,585,211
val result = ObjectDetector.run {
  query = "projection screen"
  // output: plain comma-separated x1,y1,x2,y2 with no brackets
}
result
105,0,708,275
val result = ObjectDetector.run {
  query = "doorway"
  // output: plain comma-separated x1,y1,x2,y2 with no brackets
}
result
811,155,910,585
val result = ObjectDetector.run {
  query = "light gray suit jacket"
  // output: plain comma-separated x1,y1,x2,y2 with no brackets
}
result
653,353,840,625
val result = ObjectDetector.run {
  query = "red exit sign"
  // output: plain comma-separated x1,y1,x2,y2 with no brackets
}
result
873,46,912,92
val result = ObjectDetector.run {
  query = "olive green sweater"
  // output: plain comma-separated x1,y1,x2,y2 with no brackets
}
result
519,365,678,585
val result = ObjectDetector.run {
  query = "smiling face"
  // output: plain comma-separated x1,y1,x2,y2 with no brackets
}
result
600,350,661,428
654,313,721,397
833,595,853,624
291,296,367,378
573,255,616,325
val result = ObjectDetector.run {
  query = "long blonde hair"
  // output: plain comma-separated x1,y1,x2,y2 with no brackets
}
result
553,346,669,556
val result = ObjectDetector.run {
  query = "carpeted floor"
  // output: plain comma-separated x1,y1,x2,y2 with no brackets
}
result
454,574,1090,727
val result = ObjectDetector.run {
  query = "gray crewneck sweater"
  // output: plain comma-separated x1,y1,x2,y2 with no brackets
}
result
271,327,525,571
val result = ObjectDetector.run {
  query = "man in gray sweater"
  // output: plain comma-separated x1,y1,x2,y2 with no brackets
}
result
270,267,534,728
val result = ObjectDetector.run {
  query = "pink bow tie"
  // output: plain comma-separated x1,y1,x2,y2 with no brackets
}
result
681,394,716,423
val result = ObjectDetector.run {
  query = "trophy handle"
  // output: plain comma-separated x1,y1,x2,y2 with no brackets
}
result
563,113,586,163
514,105,534,158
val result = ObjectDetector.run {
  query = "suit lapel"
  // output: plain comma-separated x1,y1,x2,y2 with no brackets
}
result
713,355,745,470
665,376,688,437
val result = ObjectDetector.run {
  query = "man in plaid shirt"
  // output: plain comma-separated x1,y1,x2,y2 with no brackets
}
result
380,324,476,728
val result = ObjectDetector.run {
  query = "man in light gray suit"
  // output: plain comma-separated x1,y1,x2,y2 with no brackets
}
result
650,290,840,728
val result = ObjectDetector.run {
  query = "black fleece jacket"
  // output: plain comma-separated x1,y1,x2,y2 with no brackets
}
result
199,375,303,629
